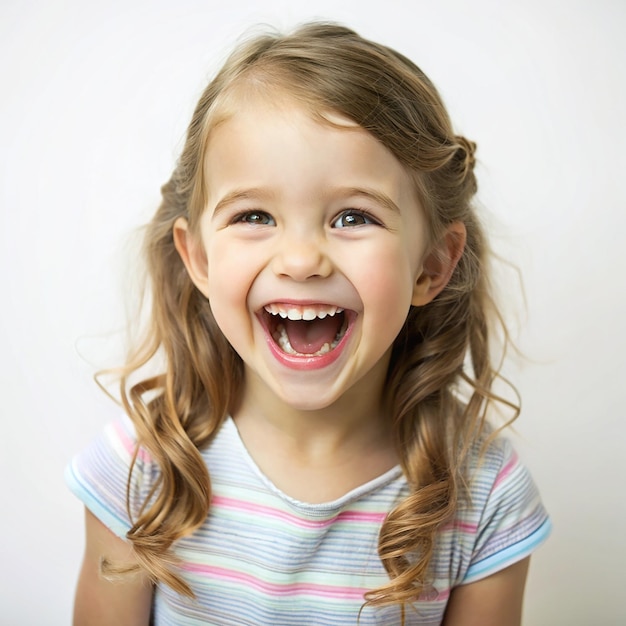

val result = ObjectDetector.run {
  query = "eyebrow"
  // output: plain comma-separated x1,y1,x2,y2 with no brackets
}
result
336,187,401,214
210,188,277,218
210,185,401,216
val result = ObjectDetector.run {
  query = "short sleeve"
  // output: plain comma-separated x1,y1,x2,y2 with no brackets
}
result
461,438,552,584
65,416,160,539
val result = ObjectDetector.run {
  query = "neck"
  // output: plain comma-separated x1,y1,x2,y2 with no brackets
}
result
228,350,400,503
232,370,397,503
234,367,392,459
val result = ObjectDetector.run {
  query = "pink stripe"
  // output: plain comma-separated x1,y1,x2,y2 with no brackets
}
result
182,563,366,600
434,588,450,602
441,520,478,533
420,587,451,603
493,452,518,489
212,495,387,528
337,510,387,523
112,420,152,463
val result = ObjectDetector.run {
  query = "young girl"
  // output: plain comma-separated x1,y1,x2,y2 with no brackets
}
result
67,22,550,626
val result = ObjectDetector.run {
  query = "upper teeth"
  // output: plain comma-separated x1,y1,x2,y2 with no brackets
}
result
264,303,344,321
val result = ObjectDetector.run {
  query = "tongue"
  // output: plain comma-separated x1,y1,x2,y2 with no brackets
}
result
284,316,342,354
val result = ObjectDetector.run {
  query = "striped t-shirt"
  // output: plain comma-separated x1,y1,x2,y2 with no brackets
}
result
66,416,551,625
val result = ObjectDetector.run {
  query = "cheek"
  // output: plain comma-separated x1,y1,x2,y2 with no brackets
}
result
352,245,418,317
206,274,253,361
365,271,414,330
205,242,254,333
206,237,253,296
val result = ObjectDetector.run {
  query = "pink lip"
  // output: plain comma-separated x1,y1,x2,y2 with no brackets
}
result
256,306,356,371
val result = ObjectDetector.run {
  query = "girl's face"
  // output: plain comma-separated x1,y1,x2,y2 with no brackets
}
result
179,94,441,413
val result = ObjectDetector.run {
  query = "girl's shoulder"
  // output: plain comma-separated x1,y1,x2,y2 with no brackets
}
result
463,433,537,515
65,414,160,539
464,434,520,491
441,433,551,587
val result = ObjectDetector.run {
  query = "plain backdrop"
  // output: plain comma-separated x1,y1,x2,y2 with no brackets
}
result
1,0,624,624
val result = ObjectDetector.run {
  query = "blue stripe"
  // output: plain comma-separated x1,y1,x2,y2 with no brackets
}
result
464,517,553,582
64,461,130,539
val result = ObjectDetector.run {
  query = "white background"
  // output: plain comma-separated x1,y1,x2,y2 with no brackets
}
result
1,0,624,624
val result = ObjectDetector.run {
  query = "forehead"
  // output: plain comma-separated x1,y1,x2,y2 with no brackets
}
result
203,93,412,196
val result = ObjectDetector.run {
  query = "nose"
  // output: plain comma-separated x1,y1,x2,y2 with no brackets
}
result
271,233,333,281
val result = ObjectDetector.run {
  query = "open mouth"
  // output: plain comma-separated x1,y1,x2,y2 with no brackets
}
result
262,303,350,357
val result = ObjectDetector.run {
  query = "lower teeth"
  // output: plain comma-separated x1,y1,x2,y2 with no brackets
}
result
272,320,346,357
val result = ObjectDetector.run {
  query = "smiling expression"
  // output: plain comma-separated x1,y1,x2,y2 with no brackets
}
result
180,93,437,413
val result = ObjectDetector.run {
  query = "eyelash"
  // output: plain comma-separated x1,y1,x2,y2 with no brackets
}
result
230,208,381,228
231,210,275,226
331,209,380,228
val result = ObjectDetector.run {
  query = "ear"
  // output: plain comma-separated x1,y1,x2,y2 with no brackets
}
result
412,222,466,306
173,217,210,297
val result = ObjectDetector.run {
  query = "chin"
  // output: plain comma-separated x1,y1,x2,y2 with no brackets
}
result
280,396,337,413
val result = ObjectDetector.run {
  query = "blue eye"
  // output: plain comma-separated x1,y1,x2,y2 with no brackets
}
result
332,210,378,228
234,211,275,226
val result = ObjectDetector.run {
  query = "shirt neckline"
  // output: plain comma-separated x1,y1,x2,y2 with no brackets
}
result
223,416,405,515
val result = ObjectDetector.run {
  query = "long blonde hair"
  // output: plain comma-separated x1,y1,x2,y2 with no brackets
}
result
110,22,518,613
